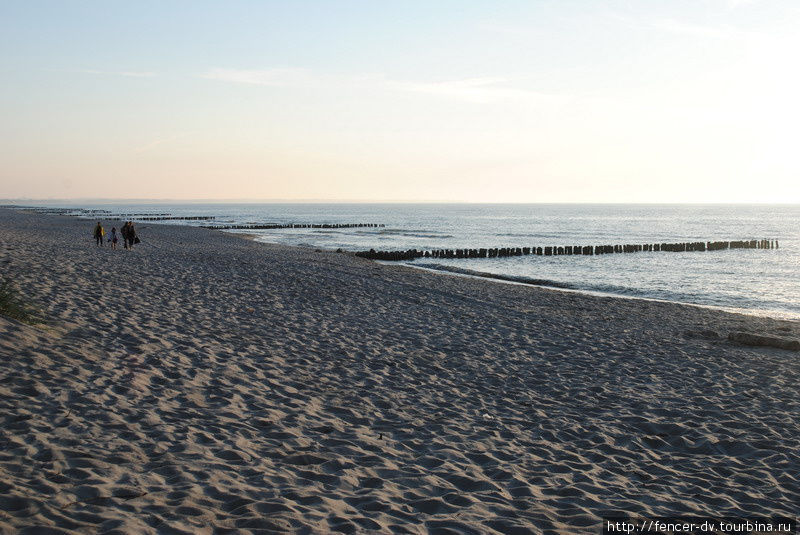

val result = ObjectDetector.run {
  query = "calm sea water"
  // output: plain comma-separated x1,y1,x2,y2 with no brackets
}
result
20,202,800,319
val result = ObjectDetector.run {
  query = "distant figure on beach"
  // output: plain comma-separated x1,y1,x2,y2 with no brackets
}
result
93,222,105,246
109,227,119,250
121,222,130,249
129,222,138,248
121,221,138,250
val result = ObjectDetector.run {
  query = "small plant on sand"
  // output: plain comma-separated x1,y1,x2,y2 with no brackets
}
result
0,277,43,325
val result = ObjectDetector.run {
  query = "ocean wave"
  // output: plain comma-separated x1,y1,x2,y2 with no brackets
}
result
412,263,574,289
579,281,789,311
495,232,570,239
378,228,454,239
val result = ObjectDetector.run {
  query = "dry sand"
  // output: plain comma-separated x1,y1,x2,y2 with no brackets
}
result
0,208,798,534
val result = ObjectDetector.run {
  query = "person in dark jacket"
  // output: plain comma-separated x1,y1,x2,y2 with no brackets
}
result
121,222,131,249
128,222,137,249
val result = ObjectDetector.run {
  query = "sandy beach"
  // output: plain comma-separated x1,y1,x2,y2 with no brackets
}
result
1,207,798,534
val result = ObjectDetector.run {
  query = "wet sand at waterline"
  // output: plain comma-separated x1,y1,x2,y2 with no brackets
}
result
1,208,798,534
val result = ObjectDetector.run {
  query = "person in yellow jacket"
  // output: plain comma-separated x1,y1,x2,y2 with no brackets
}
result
93,222,105,246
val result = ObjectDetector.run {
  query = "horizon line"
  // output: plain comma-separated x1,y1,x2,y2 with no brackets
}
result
1,198,799,206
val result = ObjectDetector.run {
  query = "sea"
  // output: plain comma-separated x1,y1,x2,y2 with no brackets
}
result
11,202,800,320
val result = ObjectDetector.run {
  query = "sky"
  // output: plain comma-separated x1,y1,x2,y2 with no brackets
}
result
1,0,798,203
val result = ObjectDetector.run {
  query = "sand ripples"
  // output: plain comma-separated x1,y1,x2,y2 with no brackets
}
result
1,208,798,533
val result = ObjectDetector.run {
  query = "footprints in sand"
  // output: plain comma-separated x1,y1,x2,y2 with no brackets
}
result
1,210,799,534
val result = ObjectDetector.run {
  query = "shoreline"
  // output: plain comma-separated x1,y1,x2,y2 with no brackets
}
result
401,262,800,322
242,229,799,323
6,203,799,322
1,208,799,533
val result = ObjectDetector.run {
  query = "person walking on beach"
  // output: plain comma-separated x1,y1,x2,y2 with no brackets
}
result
109,227,119,250
121,222,130,249
93,222,105,246
121,221,138,250
121,222,133,249
127,222,138,249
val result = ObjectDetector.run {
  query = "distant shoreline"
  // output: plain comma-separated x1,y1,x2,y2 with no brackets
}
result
4,199,800,205
402,262,800,322
5,202,799,322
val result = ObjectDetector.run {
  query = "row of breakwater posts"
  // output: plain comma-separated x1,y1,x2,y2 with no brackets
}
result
355,239,779,261
202,223,386,230
1,207,386,227
3,206,217,221
123,215,216,221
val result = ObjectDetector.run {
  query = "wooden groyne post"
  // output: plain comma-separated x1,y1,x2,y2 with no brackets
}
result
355,239,779,261
202,223,386,230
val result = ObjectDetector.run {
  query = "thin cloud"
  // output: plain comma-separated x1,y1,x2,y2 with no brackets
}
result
201,68,563,106
387,77,561,105
476,22,538,38
725,0,759,7
201,68,313,87
66,69,156,78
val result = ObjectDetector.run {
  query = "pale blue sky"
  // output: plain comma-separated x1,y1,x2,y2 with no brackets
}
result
1,1,798,201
